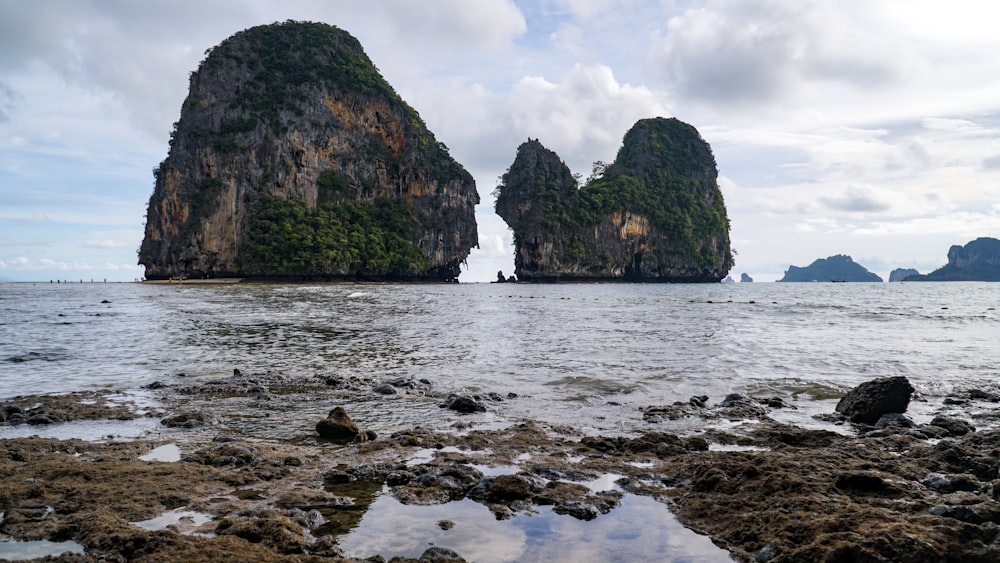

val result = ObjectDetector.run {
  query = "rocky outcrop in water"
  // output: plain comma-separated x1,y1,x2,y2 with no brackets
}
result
908,237,1000,281
494,118,733,282
778,254,882,282
139,21,478,282
889,268,920,282
740,273,753,283
835,376,915,424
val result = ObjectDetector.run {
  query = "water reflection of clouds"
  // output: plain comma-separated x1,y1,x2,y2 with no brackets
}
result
338,497,528,562
339,493,730,562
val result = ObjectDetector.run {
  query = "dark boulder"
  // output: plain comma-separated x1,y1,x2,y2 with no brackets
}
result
26,413,53,425
835,376,914,424
161,412,213,428
441,394,486,413
315,407,361,443
929,416,975,437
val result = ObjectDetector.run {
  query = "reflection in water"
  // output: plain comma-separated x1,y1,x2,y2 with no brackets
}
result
0,540,85,560
336,493,731,562
312,479,384,537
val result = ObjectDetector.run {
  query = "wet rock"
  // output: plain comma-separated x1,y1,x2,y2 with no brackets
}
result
386,377,432,393
419,546,466,562
689,395,709,408
161,412,213,428
641,404,694,422
718,393,769,418
922,472,981,493
437,519,454,530
373,383,398,395
484,474,533,502
755,544,778,562
214,509,312,554
929,415,975,436
929,504,986,524
874,412,915,430
834,471,903,496
145,381,168,390
440,394,486,413
186,443,259,467
969,389,1000,402
315,406,361,442
553,500,600,520
835,376,915,424
5,412,27,425
769,426,839,448
26,413,53,425
395,464,484,504
303,509,326,529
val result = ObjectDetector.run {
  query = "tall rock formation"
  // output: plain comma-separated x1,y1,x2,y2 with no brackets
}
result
908,237,1000,281
494,118,733,282
139,21,478,281
778,255,882,282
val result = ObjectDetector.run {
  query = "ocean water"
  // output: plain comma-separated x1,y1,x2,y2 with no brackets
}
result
2,281,998,435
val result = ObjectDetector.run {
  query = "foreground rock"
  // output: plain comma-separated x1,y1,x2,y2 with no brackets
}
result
835,376,915,424
6,374,1000,562
315,406,361,442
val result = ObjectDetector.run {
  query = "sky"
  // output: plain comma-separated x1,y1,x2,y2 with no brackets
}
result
1,0,999,283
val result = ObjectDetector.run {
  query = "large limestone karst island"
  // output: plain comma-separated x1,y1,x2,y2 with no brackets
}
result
907,237,1000,281
494,118,733,282
139,21,478,282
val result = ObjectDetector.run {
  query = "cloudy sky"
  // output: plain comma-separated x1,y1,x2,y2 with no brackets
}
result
1,0,999,282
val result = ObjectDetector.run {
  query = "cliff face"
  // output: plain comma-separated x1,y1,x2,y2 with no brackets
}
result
139,21,478,281
909,237,1000,281
494,118,733,282
778,255,882,282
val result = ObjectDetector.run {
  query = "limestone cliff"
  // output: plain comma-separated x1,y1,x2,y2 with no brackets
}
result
778,255,882,282
494,118,733,282
908,237,1000,281
139,21,478,281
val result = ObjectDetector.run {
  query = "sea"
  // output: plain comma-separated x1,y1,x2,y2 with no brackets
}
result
1,281,999,562
2,280,999,435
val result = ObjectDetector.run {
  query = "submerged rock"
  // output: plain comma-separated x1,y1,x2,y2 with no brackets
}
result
440,394,486,413
835,376,914,424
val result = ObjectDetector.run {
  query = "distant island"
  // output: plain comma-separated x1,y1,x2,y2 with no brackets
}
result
778,255,882,282
740,273,753,283
138,21,479,282
494,118,733,282
906,237,1000,281
889,268,920,282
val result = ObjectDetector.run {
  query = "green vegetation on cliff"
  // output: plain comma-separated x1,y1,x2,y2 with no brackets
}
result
241,195,427,278
494,117,732,282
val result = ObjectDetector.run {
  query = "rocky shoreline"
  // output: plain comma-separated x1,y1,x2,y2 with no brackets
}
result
2,372,1000,561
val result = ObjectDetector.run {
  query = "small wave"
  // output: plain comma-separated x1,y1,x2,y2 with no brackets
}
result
5,351,64,363
347,292,369,299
